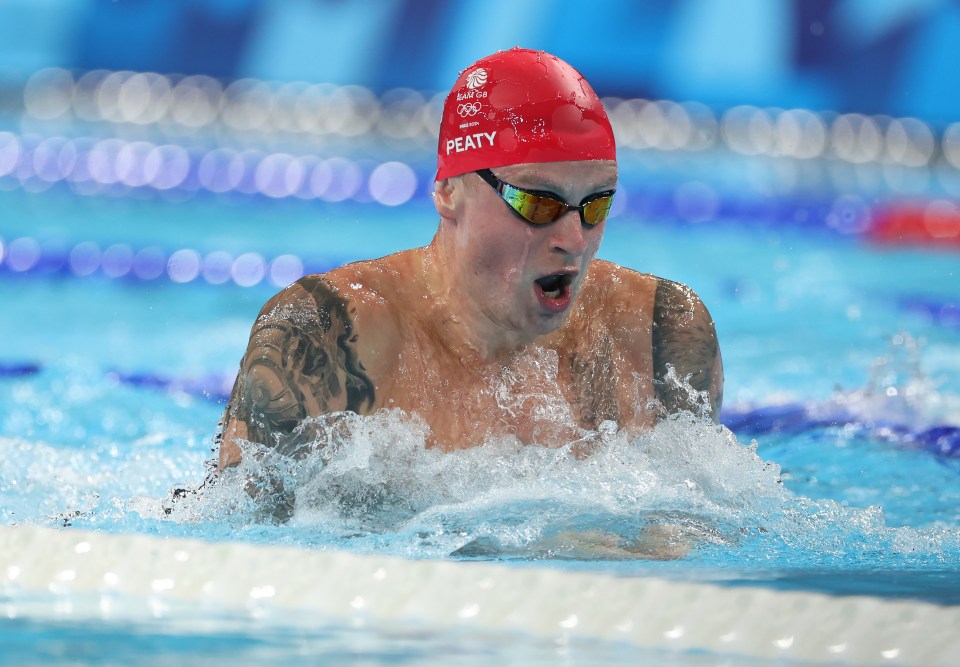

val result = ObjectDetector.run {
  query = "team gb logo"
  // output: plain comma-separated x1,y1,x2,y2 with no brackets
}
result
466,68,488,89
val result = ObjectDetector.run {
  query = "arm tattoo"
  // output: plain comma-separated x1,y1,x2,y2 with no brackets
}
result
652,278,721,419
232,276,376,453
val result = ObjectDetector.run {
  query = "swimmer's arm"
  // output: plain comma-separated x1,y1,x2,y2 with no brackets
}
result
651,278,724,421
218,276,378,469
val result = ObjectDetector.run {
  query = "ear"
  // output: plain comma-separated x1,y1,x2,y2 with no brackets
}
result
433,178,457,220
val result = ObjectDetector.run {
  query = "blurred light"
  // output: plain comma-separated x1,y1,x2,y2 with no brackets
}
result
291,156,320,199
328,85,379,136
167,248,202,283
322,157,362,201
255,153,303,198
307,159,333,198
24,68,74,120
776,109,826,159
0,132,21,177
72,70,108,121
722,106,774,155
96,71,135,123
118,72,172,125
420,92,446,139
606,98,637,148
56,139,79,181
87,139,126,184
681,101,718,151
7,237,41,272
826,194,871,234
231,252,265,287
132,246,165,280
885,118,935,167
292,83,335,134
923,200,960,239
221,79,274,131
378,88,426,140
269,254,304,287
170,75,222,128
68,241,101,276
146,144,190,190
0,238,4,266
32,137,69,182
202,251,234,284
944,123,960,169
116,141,155,187
636,100,668,149
832,114,882,163
101,243,134,278
660,101,694,150
232,150,264,195
369,161,417,206
270,81,307,133
198,148,243,193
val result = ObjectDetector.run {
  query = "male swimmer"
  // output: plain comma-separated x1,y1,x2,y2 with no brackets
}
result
214,49,723,538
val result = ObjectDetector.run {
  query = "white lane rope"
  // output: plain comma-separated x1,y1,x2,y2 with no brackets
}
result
1,525,957,665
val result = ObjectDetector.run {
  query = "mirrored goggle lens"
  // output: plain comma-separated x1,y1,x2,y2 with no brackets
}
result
503,188,614,226
502,189,565,225
582,194,614,225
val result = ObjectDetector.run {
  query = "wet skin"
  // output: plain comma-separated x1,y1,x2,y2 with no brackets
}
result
218,159,723,468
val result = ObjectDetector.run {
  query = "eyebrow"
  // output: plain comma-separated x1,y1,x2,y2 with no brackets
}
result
497,171,616,198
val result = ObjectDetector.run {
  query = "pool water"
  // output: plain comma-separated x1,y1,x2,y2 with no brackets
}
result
2,160,960,663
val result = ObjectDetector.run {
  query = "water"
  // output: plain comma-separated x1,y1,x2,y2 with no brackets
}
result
2,174,960,663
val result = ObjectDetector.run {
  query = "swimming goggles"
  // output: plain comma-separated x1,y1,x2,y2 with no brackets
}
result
475,168,616,226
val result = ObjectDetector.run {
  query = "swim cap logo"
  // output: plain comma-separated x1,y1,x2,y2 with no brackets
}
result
457,102,482,117
465,68,488,89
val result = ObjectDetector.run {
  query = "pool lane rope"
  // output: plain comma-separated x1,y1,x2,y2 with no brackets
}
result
1,525,958,665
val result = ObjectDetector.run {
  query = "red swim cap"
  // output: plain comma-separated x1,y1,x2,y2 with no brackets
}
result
436,48,616,181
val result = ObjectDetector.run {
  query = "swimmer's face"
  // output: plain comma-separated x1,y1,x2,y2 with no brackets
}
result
452,159,617,337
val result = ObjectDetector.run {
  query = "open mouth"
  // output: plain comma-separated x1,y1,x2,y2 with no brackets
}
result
534,272,574,300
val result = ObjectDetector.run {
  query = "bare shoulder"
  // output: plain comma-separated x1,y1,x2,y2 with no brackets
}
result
217,262,406,469
650,276,723,420
582,260,723,420
583,259,659,328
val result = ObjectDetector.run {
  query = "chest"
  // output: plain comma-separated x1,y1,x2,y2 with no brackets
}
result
382,336,654,450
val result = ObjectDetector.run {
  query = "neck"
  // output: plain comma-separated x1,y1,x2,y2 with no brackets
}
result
419,234,540,366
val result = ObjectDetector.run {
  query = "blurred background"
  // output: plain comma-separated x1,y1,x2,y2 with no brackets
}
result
1,0,959,236
3,0,960,121
1,0,959,400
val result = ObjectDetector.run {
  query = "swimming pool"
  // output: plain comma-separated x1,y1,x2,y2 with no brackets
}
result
2,76,960,665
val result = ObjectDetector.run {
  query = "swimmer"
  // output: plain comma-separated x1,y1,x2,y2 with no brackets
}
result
214,48,723,536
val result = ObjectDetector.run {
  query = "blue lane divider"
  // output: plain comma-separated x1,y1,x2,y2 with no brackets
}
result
720,403,840,436
0,362,42,377
107,370,233,404
4,360,958,459
721,403,960,459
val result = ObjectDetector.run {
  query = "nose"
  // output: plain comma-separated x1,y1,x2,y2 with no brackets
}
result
549,209,590,256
